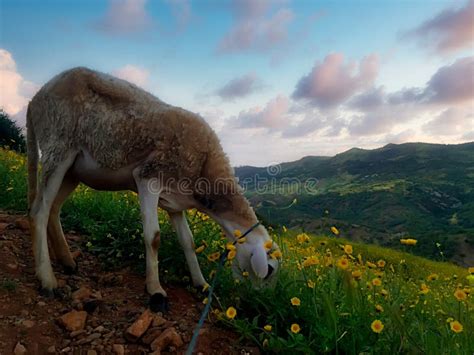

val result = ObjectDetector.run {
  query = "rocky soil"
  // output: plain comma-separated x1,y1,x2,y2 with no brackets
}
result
0,212,259,354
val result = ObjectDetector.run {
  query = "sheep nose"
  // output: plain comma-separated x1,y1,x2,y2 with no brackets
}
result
264,264,274,280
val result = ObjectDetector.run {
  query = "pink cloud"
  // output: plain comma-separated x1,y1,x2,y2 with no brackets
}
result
423,108,474,136
111,65,150,88
292,53,379,108
95,0,152,35
218,0,294,54
404,0,474,54
236,95,290,129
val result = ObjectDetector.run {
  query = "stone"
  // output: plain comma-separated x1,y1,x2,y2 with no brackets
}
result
72,287,92,302
142,327,162,345
13,342,27,355
76,333,101,345
47,345,56,353
7,263,18,270
70,329,86,338
37,301,46,307
22,319,35,328
112,344,125,355
58,310,88,331
152,314,167,327
87,350,97,355
124,309,153,342
150,327,183,352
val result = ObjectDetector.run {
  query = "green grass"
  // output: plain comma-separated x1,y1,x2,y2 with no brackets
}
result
1,148,473,354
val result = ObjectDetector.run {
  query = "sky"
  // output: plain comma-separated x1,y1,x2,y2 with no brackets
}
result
0,0,473,166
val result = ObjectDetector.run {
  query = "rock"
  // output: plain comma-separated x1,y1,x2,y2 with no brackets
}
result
22,319,35,328
70,329,86,337
76,332,101,345
24,297,33,305
142,327,162,345
72,287,92,302
150,327,183,352
58,310,87,331
37,301,46,307
149,351,161,355
125,309,153,342
47,345,56,353
15,218,30,232
61,347,71,353
152,314,167,327
87,350,97,355
112,344,125,355
94,325,105,333
13,342,27,355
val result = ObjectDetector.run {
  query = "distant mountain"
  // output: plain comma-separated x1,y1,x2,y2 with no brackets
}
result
235,142,474,265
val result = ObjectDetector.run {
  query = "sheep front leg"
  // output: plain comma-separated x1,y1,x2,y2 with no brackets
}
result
135,176,168,312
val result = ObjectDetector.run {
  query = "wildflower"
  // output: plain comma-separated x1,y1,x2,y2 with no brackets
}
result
270,250,282,260
227,250,236,260
400,238,417,246
262,339,269,347
226,307,237,319
282,226,287,233
242,271,249,277
372,278,382,287
237,237,247,244
375,304,384,313
290,297,301,306
366,261,377,269
450,320,463,333
337,257,349,270
380,289,389,297
264,325,272,332
307,280,315,288
446,317,454,323
427,273,439,281
331,226,340,235
371,320,384,333
202,283,209,292
226,243,236,251
290,323,301,334
207,252,220,262
469,267,474,274
202,297,208,305
233,229,242,238
467,274,474,286
377,260,386,268
352,270,362,280
420,283,430,294
454,289,467,301
296,233,310,244
302,256,319,268
344,245,353,254
264,240,273,250
195,245,205,253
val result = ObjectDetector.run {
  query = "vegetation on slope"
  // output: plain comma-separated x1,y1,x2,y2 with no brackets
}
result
1,147,473,353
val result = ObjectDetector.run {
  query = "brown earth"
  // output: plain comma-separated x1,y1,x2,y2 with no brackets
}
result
0,212,259,354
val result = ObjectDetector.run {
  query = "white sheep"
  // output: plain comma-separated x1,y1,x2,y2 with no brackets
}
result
27,67,279,311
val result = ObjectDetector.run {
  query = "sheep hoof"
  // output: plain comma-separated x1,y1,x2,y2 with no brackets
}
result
149,293,169,313
63,264,78,275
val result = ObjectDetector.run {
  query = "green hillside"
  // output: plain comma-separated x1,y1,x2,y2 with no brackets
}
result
235,142,474,265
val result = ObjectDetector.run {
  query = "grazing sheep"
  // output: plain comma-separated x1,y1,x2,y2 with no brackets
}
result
27,67,279,311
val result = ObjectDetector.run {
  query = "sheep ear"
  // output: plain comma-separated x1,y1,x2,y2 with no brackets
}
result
251,244,268,278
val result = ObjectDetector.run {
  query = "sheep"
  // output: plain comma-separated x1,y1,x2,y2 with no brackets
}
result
27,67,279,311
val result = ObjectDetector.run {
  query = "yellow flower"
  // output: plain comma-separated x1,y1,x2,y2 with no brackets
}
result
450,320,463,333
352,270,362,280
381,289,389,297
400,238,417,246
375,304,384,313
202,283,209,292
377,260,386,268
226,243,236,251
366,261,377,269
446,317,454,323
202,297,208,305
290,323,301,334
290,297,301,306
264,325,272,332
264,240,273,250
427,273,439,281
454,289,467,301
227,250,236,260
226,306,237,319
302,256,319,268
469,267,474,274
337,257,349,270
344,245,353,254
296,233,310,244
270,250,282,260
195,245,205,253
237,237,247,244
372,278,382,287
282,226,287,233
371,320,384,333
307,280,315,288
420,283,430,294
331,226,339,235
233,229,242,238
207,252,220,262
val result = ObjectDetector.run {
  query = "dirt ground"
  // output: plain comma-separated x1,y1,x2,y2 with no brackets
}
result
0,211,259,355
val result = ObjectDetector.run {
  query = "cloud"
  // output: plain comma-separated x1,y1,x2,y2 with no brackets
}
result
95,0,152,35
234,95,290,129
0,49,39,126
292,53,379,108
423,56,474,104
216,73,261,100
423,107,474,136
111,65,150,88
403,0,474,54
348,86,385,111
217,0,294,54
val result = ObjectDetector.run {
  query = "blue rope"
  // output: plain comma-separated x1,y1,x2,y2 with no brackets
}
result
185,221,261,355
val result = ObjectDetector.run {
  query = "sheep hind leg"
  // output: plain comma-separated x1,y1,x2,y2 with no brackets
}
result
169,211,207,288
134,174,168,312
29,153,77,297
47,175,79,274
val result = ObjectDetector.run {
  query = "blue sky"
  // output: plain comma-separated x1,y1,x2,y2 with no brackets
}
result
1,0,473,165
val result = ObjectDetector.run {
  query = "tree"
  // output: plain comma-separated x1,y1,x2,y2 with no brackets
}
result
0,110,26,153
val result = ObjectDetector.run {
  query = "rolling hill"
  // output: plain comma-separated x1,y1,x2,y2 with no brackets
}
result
235,142,474,265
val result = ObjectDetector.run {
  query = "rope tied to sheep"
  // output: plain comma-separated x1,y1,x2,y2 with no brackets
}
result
185,221,261,355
